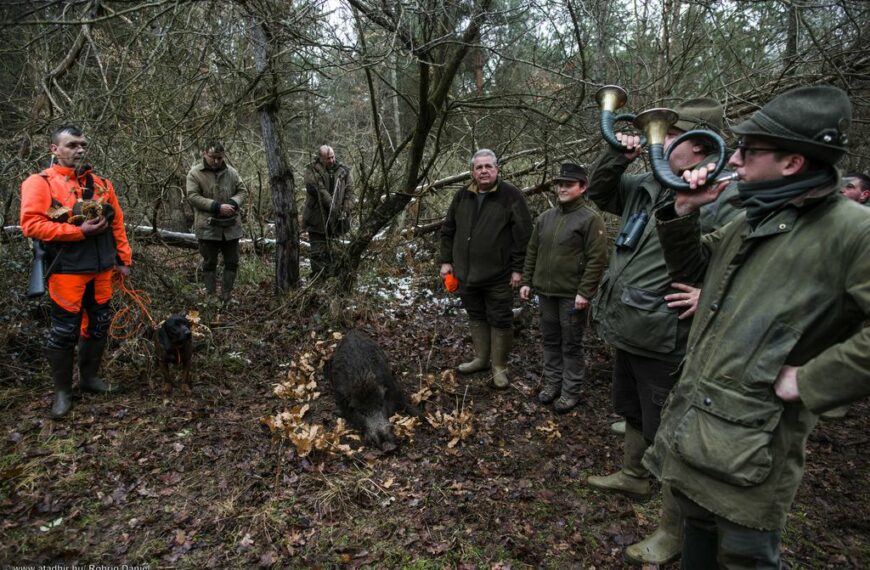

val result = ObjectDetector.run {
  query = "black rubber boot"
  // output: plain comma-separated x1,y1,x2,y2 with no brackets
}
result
45,347,74,418
203,271,217,295
78,337,115,393
221,269,237,303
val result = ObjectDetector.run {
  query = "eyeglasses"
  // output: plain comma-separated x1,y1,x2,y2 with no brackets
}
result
735,140,779,157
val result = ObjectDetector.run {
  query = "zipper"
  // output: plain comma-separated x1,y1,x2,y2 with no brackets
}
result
546,210,566,293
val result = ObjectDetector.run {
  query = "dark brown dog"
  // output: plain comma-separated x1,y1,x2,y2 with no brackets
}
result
153,315,193,393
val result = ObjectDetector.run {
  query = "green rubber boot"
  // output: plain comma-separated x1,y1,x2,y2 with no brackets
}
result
821,405,849,420
78,337,116,393
458,320,491,374
203,271,217,295
625,483,683,565
45,347,74,418
587,423,651,500
490,327,513,389
221,269,237,303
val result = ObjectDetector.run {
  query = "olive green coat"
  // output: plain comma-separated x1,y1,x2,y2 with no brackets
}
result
186,161,248,241
645,184,870,530
521,195,608,299
302,159,353,236
588,149,733,362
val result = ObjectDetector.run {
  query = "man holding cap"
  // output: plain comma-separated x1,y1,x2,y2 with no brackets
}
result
519,163,607,413
187,141,248,303
647,85,870,567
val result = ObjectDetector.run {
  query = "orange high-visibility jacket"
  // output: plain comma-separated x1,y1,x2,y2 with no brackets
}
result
20,164,133,273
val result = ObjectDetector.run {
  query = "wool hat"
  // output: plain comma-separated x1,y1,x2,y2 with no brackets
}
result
553,163,588,183
674,98,724,134
732,85,851,165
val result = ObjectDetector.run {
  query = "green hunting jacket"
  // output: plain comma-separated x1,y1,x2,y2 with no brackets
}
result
587,148,734,362
186,161,248,241
644,182,870,531
439,179,533,286
521,195,608,299
302,159,354,236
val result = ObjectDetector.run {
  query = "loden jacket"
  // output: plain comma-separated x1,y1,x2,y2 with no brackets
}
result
588,148,739,362
186,161,248,241
302,159,354,236
439,178,533,287
521,195,608,300
644,182,870,530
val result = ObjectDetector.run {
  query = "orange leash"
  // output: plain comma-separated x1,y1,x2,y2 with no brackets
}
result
110,275,158,340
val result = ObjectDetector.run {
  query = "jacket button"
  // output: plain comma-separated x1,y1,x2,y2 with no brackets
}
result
703,397,712,406
778,223,787,230
710,302,719,312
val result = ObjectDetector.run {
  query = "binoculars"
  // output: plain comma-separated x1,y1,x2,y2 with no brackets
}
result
615,211,649,250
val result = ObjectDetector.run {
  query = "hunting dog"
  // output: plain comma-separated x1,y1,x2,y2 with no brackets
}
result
153,315,193,393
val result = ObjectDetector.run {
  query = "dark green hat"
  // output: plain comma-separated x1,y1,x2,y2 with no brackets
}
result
553,163,588,183
674,98,724,134
732,85,851,165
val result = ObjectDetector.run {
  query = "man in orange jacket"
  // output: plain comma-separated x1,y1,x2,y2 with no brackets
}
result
20,124,133,418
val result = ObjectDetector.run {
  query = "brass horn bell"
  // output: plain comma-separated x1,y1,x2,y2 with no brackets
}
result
633,107,730,191
595,85,645,152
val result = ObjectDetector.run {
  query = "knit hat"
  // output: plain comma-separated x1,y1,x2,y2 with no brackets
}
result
732,85,851,165
674,98,724,134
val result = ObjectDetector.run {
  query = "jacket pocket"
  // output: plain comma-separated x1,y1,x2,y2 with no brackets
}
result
613,285,677,352
672,380,783,487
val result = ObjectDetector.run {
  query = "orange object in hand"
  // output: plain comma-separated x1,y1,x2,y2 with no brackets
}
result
443,273,459,293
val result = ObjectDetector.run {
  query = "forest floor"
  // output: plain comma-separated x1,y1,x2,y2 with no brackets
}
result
0,241,867,570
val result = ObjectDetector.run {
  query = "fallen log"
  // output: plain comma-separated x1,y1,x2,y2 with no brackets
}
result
2,224,285,252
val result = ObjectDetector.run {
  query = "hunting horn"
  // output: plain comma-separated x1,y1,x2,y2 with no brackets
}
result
595,85,646,152
632,108,733,191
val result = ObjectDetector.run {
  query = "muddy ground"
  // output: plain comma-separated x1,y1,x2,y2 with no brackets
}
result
1,242,867,569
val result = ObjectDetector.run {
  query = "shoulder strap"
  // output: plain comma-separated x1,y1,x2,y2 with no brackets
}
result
34,171,62,207
83,174,94,200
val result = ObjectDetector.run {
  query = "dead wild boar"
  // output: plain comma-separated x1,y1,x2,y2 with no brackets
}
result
325,330,419,452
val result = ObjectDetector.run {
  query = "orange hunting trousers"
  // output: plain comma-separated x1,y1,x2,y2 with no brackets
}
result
46,270,114,345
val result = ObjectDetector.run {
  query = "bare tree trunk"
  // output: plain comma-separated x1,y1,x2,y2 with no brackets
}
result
784,2,799,75
335,0,493,290
250,17,299,292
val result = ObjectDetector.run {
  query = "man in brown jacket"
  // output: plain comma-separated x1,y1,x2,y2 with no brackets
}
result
186,141,248,303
